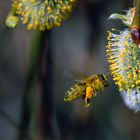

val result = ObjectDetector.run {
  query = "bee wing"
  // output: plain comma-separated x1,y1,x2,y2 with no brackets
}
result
63,71,88,83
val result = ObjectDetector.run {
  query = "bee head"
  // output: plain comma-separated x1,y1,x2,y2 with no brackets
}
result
100,74,109,87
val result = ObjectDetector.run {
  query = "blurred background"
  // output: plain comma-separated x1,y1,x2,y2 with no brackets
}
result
1,0,140,140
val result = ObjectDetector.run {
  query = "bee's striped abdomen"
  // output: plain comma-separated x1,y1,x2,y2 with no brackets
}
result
64,83,85,102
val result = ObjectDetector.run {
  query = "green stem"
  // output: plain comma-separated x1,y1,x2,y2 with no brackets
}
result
131,0,140,29
16,31,43,140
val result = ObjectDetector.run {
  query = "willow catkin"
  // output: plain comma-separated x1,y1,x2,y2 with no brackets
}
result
106,8,140,112
6,0,77,30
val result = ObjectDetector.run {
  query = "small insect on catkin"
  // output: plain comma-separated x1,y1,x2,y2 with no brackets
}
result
106,8,140,112
6,0,77,30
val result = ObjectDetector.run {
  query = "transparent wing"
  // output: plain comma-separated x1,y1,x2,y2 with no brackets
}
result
63,71,88,83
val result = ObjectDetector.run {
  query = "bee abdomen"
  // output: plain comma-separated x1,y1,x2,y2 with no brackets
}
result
64,84,84,101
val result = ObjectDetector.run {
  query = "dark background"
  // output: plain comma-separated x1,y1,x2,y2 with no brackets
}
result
1,0,140,140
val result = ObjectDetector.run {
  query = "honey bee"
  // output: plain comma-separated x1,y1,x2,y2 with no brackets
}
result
64,73,109,108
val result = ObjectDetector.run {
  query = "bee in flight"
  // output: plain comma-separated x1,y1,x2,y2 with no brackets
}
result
64,73,109,108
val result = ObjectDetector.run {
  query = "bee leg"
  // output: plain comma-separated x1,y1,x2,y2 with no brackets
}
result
82,95,86,100
84,98,90,108
81,95,90,108
86,86,93,98
86,85,93,99
84,85,95,108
